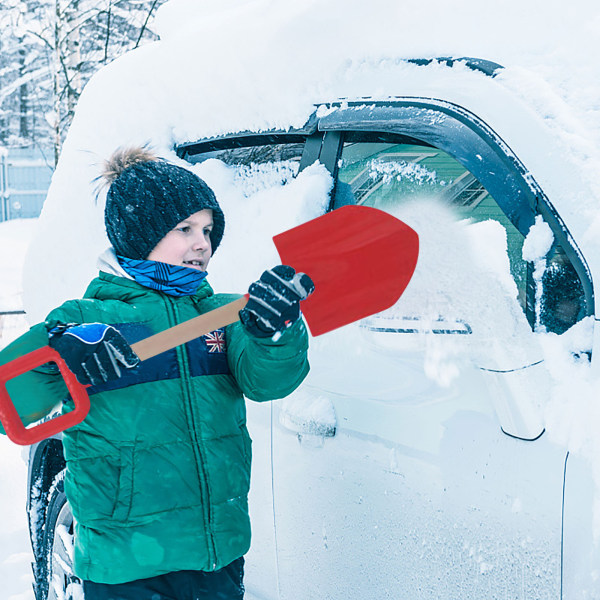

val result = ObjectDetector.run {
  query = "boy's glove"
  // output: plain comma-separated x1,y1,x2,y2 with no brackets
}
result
239,265,315,338
48,323,140,386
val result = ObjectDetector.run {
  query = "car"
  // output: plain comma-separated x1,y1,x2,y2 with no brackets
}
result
21,44,599,600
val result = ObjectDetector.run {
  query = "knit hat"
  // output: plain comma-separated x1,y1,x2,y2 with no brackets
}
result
101,147,225,260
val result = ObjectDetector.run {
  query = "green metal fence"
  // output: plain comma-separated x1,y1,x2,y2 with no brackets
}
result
0,147,53,221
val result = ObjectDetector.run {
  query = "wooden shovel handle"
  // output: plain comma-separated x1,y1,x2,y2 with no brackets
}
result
131,296,248,362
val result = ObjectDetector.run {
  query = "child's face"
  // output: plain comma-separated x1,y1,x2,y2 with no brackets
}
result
147,209,213,270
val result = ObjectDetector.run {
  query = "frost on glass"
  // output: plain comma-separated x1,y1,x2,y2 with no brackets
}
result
232,160,299,197
367,157,438,186
336,142,531,340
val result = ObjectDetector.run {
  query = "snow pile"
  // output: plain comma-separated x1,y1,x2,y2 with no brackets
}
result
305,200,542,392
0,219,37,346
522,216,555,330
522,216,554,264
0,431,33,600
380,201,538,373
0,219,38,598
0,219,37,311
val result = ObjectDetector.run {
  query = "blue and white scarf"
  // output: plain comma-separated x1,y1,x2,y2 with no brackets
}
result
117,256,208,297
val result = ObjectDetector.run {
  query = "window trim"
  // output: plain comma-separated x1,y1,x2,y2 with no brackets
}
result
175,115,321,171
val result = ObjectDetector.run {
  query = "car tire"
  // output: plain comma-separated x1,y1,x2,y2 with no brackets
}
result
35,470,83,600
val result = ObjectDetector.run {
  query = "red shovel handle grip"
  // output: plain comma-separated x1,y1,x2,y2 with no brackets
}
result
0,346,90,445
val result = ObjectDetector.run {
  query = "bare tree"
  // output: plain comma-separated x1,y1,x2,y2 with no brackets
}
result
0,0,167,164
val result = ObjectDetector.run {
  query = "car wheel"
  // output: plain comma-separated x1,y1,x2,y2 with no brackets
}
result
38,470,83,600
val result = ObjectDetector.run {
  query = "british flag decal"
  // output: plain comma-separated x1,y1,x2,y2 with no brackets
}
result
204,328,226,353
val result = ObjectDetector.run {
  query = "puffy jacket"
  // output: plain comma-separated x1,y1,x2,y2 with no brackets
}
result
0,272,310,583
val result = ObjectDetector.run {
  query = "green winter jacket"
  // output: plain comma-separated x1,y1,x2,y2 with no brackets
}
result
0,272,309,583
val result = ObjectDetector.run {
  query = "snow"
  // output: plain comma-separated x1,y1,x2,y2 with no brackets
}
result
279,388,337,438
369,201,540,376
0,218,38,598
522,216,554,263
0,436,34,600
0,219,37,312
522,216,555,330
3,0,600,594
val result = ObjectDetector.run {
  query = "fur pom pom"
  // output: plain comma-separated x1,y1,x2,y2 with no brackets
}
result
100,146,157,186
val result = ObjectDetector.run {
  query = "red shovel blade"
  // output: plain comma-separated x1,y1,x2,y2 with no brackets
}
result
273,205,419,336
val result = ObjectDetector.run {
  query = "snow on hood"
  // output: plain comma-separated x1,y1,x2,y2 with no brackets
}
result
23,0,600,324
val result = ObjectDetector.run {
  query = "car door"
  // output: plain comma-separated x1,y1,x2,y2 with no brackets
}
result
270,103,592,599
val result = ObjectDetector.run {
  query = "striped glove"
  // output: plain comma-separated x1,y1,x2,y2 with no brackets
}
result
48,323,140,386
239,265,315,338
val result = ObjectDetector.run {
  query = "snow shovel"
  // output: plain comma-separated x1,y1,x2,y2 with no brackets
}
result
0,205,419,445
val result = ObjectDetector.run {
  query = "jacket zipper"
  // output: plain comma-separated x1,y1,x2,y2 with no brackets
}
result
164,295,217,569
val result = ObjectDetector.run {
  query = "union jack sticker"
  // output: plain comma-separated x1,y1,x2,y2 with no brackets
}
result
204,328,226,353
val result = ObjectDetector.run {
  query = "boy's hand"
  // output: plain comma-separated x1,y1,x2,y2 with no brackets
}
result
239,265,315,338
48,323,140,386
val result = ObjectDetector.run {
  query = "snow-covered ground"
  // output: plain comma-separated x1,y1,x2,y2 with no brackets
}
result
0,218,39,598
0,436,33,600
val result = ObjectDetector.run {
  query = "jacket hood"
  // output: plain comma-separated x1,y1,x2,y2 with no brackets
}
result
97,247,132,279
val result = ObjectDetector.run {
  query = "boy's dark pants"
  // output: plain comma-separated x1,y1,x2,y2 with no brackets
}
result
82,557,244,600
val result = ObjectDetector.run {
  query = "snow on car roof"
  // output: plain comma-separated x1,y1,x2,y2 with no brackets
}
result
23,0,600,322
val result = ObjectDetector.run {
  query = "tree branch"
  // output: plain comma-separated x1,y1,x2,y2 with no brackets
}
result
135,0,159,49
103,0,112,63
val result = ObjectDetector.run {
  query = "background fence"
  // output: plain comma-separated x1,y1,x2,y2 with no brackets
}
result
0,147,53,221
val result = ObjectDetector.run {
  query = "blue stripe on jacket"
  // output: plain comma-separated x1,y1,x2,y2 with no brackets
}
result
87,323,230,395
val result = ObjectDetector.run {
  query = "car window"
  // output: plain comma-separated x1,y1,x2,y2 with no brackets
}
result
335,135,586,335
185,141,305,168
179,140,308,198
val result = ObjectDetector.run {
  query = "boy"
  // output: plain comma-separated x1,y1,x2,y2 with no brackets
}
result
0,147,313,599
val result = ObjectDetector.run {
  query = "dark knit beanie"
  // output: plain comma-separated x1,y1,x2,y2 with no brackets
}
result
102,147,225,260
